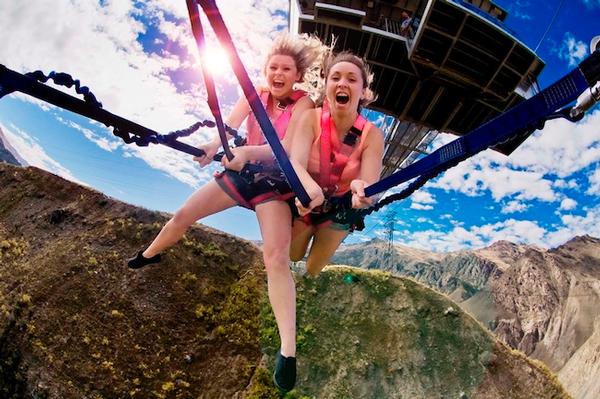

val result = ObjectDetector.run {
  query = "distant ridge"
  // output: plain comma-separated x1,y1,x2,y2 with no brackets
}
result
333,235,600,399
0,127,25,166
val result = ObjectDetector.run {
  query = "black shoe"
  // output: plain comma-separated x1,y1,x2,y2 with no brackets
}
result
273,350,296,392
127,250,161,269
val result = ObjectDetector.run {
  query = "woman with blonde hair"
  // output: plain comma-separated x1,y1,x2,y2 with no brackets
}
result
128,33,327,393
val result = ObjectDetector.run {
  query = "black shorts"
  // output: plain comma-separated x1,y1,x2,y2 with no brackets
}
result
215,169,294,210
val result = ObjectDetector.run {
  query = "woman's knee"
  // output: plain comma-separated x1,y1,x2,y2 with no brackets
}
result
305,259,326,277
289,251,304,263
289,245,307,262
262,244,290,271
170,208,195,230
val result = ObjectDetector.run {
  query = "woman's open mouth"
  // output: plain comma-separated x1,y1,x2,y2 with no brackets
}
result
272,81,285,89
335,93,350,104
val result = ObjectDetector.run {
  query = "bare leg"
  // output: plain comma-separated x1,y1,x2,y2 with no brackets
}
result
304,227,349,277
143,180,237,257
255,200,296,357
289,219,315,262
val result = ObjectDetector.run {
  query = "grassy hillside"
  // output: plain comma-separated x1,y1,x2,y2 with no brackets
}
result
0,164,266,398
266,266,569,398
0,164,570,398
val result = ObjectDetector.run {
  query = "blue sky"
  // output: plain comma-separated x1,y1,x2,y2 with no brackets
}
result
0,0,599,252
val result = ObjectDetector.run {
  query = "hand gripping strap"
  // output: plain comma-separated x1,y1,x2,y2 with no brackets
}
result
319,105,368,194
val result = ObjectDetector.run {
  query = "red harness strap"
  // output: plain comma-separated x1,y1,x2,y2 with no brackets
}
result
248,89,305,145
272,90,305,139
319,103,368,196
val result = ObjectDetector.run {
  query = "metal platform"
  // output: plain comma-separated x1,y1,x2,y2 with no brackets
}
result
290,0,544,176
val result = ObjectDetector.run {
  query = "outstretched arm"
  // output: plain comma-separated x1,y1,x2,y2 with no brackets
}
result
350,125,384,209
194,95,251,167
223,96,315,170
289,109,325,214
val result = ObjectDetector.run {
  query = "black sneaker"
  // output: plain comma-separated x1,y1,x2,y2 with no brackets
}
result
127,250,162,269
273,350,296,392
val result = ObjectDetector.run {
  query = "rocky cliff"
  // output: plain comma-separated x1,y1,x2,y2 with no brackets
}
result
0,128,22,166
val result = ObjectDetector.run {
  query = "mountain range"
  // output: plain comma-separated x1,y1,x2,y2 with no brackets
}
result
332,235,600,399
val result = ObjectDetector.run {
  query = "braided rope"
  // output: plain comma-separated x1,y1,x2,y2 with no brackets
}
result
25,70,102,108
25,70,246,147
113,119,245,148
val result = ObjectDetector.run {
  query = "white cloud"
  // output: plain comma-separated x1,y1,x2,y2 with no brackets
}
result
509,111,600,178
559,33,588,67
501,200,529,214
411,190,436,204
504,0,533,20
554,178,579,190
587,166,600,195
546,204,600,246
0,0,291,189
400,226,485,252
56,118,121,152
400,219,545,252
397,205,600,252
559,198,577,211
410,203,433,211
0,122,84,185
450,219,464,227
408,190,436,212
429,109,600,205
431,153,556,202
473,219,547,246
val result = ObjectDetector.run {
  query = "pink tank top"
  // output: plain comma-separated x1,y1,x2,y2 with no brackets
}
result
245,87,306,146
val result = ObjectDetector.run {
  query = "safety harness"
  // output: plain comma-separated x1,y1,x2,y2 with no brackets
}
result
303,105,371,217
319,104,369,197
246,89,306,146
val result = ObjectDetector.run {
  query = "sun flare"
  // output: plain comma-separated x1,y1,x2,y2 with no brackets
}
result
200,44,230,76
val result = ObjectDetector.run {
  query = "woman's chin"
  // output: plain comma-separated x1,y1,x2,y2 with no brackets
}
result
331,101,354,112
271,85,292,98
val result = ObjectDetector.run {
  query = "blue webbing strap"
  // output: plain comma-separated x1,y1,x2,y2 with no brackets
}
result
196,0,311,207
185,0,234,161
363,50,600,200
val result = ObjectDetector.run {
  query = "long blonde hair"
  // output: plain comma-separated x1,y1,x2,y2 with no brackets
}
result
264,33,329,99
